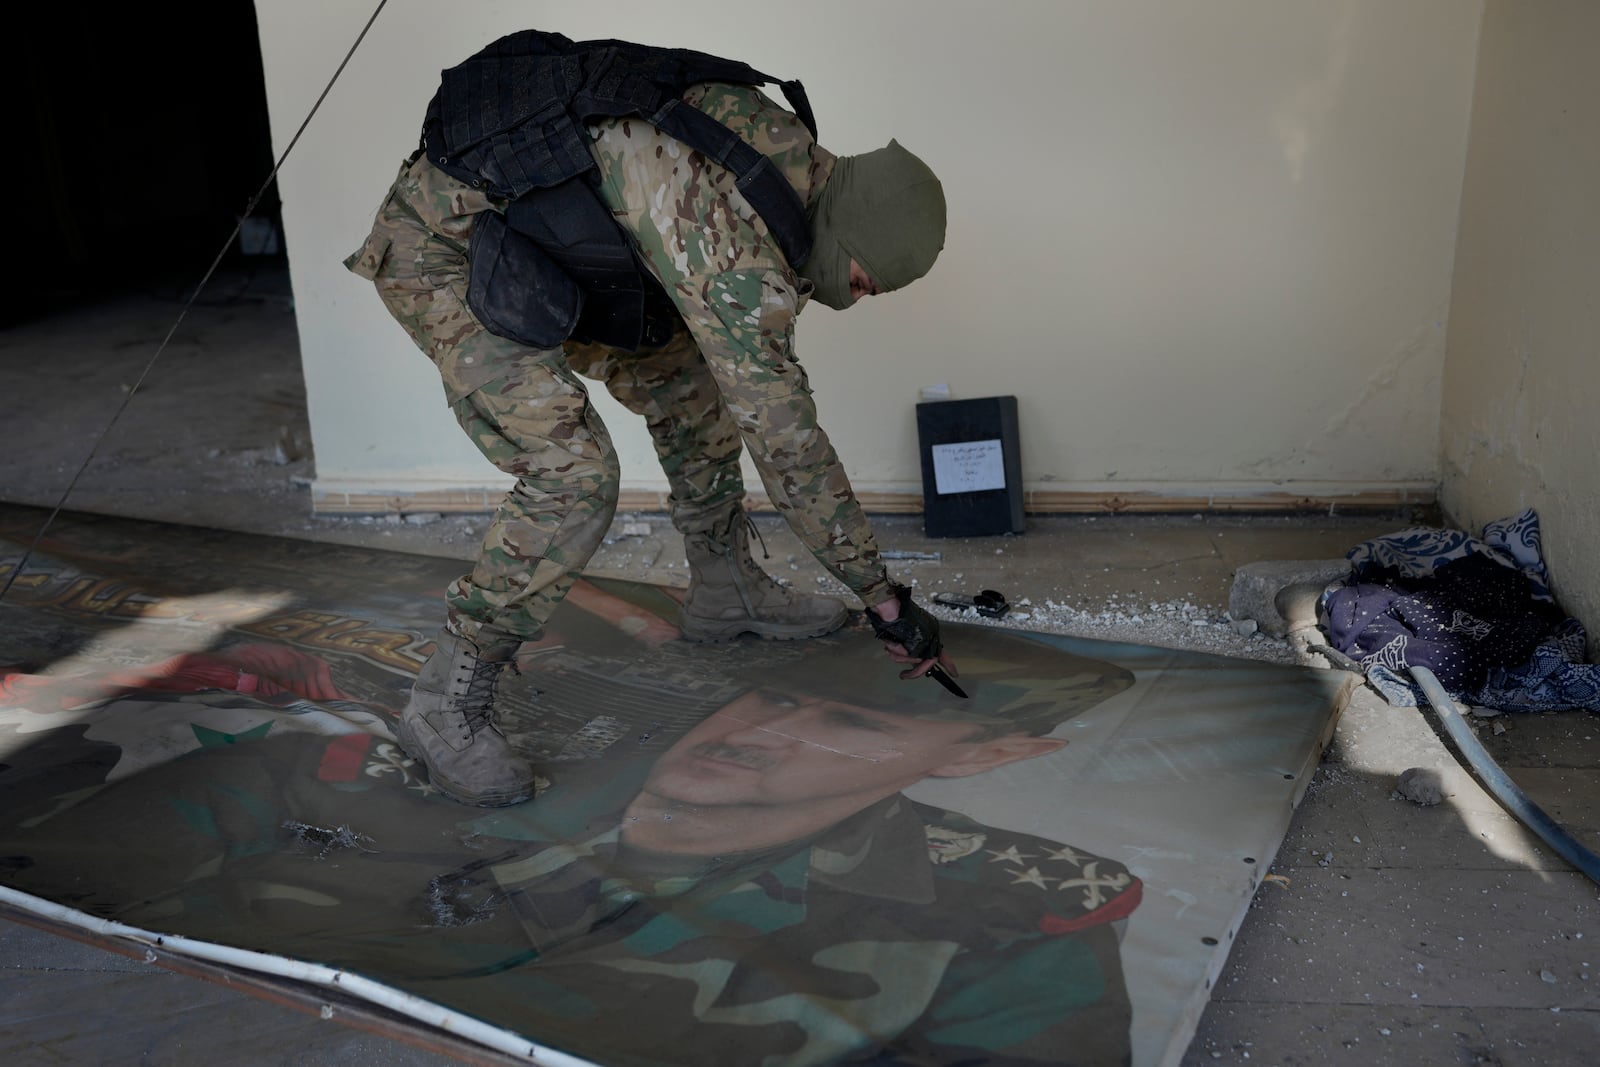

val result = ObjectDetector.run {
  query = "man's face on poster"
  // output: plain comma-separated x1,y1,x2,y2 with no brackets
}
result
639,686,1063,813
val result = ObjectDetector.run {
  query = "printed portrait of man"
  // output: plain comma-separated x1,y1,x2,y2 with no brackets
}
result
0,597,1143,1067
460,626,1144,1066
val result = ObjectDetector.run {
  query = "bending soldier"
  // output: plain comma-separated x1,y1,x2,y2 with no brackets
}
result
345,30,954,806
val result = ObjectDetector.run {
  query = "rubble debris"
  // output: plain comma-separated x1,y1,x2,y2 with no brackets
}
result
932,589,1009,618
1395,767,1445,806
283,820,379,859
272,424,305,465
925,593,1305,665
422,872,507,927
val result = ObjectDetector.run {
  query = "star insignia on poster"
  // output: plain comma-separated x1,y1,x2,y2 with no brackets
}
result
986,844,1034,865
1041,845,1090,867
1008,865,1052,890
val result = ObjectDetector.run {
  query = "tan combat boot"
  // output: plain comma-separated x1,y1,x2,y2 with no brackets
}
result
681,505,849,642
395,629,537,806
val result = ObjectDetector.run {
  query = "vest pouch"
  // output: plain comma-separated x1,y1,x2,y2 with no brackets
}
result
505,178,676,352
465,210,582,349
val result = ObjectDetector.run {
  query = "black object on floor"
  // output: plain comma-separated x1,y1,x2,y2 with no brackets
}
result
916,395,1024,538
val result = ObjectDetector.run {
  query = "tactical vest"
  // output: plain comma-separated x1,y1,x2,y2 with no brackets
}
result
420,30,818,352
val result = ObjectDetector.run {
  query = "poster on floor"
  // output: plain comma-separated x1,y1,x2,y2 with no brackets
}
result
0,525,1351,1067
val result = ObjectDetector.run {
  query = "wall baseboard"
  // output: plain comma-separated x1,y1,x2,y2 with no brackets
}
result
310,480,1437,517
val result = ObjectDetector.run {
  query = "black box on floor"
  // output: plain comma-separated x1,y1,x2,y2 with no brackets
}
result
915,395,1024,538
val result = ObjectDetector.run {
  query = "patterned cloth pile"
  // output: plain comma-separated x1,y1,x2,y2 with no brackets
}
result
1320,509,1600,712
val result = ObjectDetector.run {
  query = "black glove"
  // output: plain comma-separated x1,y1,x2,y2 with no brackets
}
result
866,584,943,662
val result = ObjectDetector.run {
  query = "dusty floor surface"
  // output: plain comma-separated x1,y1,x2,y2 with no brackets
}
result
2,262,1597,1065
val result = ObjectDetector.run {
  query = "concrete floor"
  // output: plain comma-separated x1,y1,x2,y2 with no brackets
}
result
2,262,1597,1065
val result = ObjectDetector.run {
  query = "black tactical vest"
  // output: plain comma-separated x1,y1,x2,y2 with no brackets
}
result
420,30,817,352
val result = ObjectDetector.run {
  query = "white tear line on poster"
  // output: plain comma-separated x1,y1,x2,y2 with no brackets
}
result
932,439,1006,495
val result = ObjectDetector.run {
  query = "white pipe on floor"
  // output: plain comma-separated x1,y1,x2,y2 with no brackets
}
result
0,884,600,1067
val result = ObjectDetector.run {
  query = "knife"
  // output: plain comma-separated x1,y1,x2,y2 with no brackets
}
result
925,662,969,699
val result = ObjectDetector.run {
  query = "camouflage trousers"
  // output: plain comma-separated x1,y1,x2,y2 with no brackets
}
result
346,161,866,644
364,299,748,645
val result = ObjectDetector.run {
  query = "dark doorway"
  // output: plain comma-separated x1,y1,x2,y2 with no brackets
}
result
1,3,311,536
15,2,281,322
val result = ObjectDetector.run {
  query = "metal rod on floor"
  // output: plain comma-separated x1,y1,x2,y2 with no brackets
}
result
1409,665,1600,886
0,884,599,1067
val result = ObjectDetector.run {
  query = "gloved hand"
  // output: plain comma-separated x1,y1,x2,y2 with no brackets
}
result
866,583,943,663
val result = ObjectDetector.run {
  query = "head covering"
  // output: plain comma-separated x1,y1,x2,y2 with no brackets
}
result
798,140,947,309
758,627,1135,737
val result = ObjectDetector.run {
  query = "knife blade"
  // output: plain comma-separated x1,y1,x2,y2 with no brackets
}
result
925,663,969,699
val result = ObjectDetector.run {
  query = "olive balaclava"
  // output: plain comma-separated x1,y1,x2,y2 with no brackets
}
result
798,140,947,310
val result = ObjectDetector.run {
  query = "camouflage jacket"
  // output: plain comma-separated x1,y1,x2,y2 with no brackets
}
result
465,756,1143,1066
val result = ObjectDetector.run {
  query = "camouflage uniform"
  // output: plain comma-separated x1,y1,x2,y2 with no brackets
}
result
471,756,1141,1066
345,84,891,645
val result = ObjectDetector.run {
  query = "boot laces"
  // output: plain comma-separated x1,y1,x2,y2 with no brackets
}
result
453,656,511,735
743,514,770,560
736,516,794,600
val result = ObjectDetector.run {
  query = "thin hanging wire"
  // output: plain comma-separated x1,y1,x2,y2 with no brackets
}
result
0,0,390,606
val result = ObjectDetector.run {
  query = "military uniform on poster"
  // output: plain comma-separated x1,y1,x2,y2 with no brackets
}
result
1,725,1138,1067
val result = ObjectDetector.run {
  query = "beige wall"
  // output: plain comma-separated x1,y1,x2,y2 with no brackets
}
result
254,1,1481,511
1440,0,1600,635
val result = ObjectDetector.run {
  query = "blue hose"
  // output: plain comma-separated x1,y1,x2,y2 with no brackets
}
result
1410,665,1600,885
